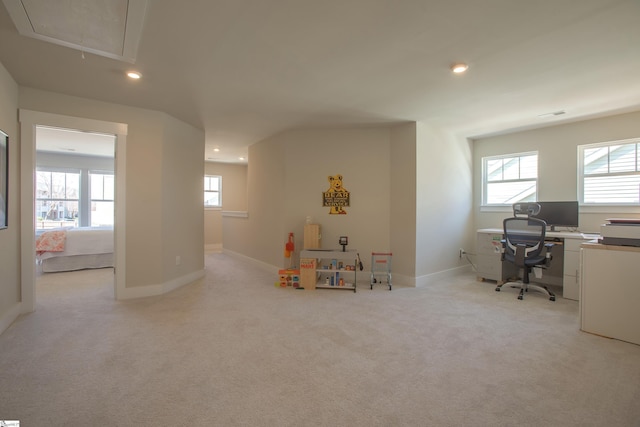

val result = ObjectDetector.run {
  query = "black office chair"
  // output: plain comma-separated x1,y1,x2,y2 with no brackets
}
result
496,209,556,301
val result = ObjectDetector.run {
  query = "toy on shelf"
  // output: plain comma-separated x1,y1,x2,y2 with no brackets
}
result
284,232,295,267
278,269,300,288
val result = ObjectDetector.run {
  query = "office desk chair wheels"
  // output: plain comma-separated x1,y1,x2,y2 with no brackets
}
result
495,282,556,301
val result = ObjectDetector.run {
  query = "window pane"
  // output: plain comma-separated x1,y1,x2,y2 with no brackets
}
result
609,144,637,173
91,201,114,226
103,175,115,199
65,172,79,199
35,200,78,229
486,181,537,204
486,159,503,182
36,171,52,198
91,174,104,199
204,176,220,191
90,173,114,200
204,175,222,207
483,153,538,205
502,157,520,180
583,147,609,175
51,172,66,199
584,175,640,204
520,155,537,179
205,193,219,207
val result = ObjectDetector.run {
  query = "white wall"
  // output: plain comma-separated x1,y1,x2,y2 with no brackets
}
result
284,127,393,270
0,60,20,334
415,123,474,284
234,132,287,267
222,123,473,285
390,123,417,281
161,116,205,283
204,162,248,249
36,152,114,171
223,126,395,275
18,87,205,294
474,110,640,234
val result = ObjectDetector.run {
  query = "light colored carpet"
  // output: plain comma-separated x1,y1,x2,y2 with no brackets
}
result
1,253,640,426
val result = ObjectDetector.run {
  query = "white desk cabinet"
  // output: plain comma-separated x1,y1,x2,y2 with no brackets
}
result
562,239,583,300
476,231,517,282
580,243,640,346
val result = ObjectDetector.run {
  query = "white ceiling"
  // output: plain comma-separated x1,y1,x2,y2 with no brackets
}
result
36,126,115,157
1,0,639,163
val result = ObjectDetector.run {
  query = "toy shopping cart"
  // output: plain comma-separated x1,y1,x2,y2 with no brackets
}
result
370,252,392,290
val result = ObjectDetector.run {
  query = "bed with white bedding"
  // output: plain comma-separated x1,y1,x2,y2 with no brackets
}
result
36,227,114,272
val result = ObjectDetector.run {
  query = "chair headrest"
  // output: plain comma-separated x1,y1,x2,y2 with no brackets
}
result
513,202,541,217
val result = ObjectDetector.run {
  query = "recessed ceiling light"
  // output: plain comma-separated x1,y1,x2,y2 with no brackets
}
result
127,71,142,79
239,157,245,161
213,148,220,152
451,63,469,74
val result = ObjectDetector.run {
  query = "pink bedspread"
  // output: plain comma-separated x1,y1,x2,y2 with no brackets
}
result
36,230,67,255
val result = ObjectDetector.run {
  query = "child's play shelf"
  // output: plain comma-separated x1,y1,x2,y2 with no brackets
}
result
300,249,358,292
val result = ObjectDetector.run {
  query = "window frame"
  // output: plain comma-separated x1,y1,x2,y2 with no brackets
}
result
482,151,538,206
89,170,115,227
204,174,222,208
35,167,81,228
578,137,640,206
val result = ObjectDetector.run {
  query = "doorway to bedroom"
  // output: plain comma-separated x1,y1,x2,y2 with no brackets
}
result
35,126,116,280
20,109,127,312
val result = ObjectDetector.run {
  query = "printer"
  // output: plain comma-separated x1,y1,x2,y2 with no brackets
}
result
600,218,640,247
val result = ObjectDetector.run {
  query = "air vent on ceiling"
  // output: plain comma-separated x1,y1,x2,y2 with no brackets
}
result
537,110,566,118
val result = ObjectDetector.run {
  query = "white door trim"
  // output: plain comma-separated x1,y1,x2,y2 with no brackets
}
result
19,110,127,312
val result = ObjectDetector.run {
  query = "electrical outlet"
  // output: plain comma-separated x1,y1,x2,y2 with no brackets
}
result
175,256,181,266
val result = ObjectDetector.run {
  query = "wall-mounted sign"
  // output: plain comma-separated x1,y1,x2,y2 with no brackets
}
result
323,174,350,215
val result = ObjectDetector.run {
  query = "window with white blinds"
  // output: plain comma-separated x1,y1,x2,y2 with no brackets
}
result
579,138,640,204
482,152,538,205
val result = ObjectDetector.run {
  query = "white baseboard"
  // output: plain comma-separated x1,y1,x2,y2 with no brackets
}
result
222,249,280,274
164,270,205,294
217,250,474,289
205,243,222,252
116,269,205,300
416,265,473,287
0,302,22,336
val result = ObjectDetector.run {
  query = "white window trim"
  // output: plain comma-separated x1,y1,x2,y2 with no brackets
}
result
481,151,538,206
204,174,222,208
578,137,640,206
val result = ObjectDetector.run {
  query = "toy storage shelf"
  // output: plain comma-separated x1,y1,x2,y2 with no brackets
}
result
300,249,357,293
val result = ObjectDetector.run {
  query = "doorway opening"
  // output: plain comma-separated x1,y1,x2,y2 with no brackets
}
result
35,126,115,295
20,110,127,312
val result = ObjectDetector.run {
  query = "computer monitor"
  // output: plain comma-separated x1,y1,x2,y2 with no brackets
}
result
534,201,579,231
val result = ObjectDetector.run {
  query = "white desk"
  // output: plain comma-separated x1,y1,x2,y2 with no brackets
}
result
477,228,599,300
580,243,640,345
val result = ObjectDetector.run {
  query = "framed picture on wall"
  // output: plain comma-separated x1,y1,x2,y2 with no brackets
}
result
0,129,7,230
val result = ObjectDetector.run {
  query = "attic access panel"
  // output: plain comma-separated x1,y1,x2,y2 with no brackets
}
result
2,0,147,63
